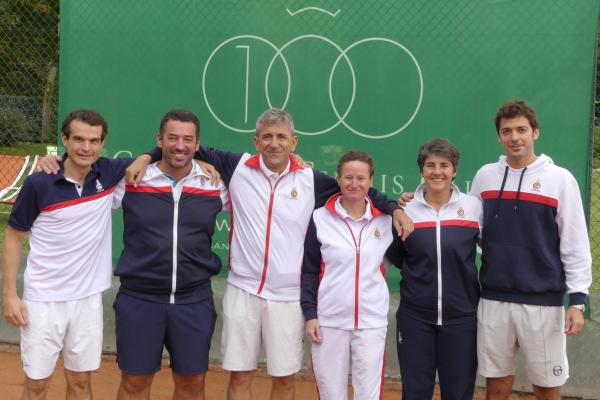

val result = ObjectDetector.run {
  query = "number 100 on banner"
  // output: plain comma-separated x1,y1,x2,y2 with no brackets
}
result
202,35,424,140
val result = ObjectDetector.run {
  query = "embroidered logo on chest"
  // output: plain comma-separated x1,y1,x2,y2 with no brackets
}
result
374,227,381,239
457,207,465,218
95,179,104,193
532,179,541,192
200,176,207,187
290,187,298,200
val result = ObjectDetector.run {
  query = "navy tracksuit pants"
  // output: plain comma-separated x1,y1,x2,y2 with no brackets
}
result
396,306,477,400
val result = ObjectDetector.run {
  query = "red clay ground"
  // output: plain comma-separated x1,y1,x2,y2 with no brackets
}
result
0,344,536,399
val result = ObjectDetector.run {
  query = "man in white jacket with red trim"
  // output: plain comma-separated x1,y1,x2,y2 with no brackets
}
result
182,109,412,400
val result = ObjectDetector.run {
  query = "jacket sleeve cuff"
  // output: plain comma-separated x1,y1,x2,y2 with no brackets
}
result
145,147,162,162
386,202,401,215
569,292,587,306
303,308,318,321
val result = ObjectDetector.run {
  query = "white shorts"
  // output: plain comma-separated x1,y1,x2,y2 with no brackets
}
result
477,299,568,387
311,326,387,400
220,283,303,376
21,293,103,379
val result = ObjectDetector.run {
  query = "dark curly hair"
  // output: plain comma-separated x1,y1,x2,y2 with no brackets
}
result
495,99,539,134
61,109,107,140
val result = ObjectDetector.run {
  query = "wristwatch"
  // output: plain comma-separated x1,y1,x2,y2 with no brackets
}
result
569,304,585,313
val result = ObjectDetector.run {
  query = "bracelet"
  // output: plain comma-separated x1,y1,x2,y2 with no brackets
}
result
569,304,585,313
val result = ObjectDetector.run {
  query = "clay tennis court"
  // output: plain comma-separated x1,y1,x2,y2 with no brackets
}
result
0,344,539,399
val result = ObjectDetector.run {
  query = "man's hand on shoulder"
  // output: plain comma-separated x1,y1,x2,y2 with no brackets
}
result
36,155,62,174
125,154,152,187
293,153,311,168
195,160,221,184
393,208,414,241
399,192,415,207
564,306,585,336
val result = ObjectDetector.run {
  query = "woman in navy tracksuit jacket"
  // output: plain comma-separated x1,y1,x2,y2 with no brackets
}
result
386,139,482,400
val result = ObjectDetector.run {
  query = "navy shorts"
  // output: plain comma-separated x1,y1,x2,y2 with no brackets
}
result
114,292,217,375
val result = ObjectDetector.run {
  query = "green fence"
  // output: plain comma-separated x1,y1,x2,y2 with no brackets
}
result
0,0,58,213
57,0,599,289
1,0,599,286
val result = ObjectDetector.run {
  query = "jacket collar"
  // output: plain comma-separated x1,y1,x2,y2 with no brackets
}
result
149,160,206,183
324,192,383,220
244,154,303,173
413,182,461,205
52,153,100,184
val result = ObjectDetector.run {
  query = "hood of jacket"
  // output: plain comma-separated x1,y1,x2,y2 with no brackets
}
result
496,153,553,175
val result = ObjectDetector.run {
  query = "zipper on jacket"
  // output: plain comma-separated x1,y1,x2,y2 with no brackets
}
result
435,213,442,325
340,219,368,330
169,180,186,304
354,246,361,330
257,172,288,295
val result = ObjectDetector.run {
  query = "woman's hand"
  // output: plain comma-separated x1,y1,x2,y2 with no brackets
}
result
305,319,322,344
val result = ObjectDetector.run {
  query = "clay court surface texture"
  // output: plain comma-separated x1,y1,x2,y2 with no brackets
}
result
0,344,537,399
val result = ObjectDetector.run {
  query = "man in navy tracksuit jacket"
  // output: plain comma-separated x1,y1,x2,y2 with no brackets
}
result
472,100,592,400
112,109,229,399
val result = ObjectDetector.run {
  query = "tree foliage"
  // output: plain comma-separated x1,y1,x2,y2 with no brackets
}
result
0,0,59,96
0,0,58,144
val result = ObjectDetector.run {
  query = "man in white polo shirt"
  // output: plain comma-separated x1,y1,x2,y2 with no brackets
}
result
2,109,134,399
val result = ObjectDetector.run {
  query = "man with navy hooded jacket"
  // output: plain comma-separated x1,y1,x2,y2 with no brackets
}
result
471,100,592,400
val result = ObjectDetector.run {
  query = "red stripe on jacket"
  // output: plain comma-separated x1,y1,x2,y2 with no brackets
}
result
125,185,171,193
414,220,479,229
481,190,558,208
182,187,220,196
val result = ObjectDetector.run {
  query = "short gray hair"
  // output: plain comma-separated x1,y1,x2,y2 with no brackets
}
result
417,138,460,172
255,108,294,134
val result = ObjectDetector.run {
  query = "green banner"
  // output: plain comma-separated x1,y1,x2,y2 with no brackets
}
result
58,0,599,287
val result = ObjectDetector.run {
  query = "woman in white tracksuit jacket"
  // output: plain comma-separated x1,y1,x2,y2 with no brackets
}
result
301,151,394,400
